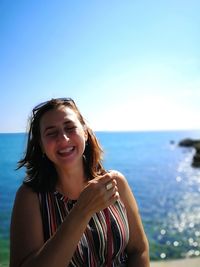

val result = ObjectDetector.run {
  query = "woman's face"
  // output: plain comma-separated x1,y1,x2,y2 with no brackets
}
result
39,105,88,170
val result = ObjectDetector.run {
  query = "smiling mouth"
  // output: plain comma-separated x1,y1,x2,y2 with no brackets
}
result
58,146,75,155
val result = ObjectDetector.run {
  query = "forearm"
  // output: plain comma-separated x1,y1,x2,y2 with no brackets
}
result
21,202,91,267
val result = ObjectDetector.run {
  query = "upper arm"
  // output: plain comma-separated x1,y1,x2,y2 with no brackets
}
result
10,185,44,267
111,171,149,254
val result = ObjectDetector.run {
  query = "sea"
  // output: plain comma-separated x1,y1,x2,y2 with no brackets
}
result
1,130,200,266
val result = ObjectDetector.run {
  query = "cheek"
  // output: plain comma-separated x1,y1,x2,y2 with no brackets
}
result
77,127,87,140
79,131,88,144
40,138,53,153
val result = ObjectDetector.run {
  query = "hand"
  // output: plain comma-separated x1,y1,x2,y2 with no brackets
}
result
76,173,119,216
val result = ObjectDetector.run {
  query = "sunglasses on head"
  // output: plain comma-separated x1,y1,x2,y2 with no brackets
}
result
32,98,75,117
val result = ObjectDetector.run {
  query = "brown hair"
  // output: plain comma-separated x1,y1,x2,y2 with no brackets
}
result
18,98,106,192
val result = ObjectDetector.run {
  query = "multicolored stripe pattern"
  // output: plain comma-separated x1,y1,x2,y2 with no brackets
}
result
38,191,129,266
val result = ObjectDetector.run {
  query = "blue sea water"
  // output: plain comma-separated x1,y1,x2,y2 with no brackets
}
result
1,130,200,261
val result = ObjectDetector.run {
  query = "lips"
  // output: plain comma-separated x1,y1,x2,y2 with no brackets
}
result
58,146,75,155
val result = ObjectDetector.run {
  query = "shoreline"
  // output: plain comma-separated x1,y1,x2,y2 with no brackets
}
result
151,257,200,267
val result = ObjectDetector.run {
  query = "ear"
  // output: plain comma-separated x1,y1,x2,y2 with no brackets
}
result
83,126,88,142
84,130,88,142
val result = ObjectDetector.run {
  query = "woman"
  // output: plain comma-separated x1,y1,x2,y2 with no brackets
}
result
10,98,150,267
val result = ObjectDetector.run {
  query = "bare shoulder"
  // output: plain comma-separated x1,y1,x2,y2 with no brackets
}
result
109,170,139,212
11,183,42,232
11,183,42,229
109,169,126,182
10,184,44,267
15,183,36,198
109,170,131,193
13,184,39,209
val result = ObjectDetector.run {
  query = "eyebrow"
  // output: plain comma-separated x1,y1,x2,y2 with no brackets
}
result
43,120,74,133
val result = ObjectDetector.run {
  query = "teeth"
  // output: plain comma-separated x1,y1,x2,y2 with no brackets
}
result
59,147,74,153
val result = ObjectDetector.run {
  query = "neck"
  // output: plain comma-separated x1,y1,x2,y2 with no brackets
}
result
55,164,87,200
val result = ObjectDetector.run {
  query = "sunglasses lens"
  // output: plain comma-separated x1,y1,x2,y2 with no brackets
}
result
32,98,74,116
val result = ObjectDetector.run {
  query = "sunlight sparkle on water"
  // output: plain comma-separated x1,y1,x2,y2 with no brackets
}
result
173,241,179,247
160,229,166,235
160,253,166,259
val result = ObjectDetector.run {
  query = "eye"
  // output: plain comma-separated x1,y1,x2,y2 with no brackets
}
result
46,131,58,137
65,125,76,132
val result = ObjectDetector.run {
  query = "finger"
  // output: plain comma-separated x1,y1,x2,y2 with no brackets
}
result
105,182,113,190
108,190,120,205
106,185,118,199
113,191,120,200
105,179,117,191
95,172,113,184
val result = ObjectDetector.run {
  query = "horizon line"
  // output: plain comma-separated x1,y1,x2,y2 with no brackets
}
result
0,128,200,134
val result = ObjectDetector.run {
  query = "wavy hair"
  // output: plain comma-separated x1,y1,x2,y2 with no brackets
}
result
18,98,106,192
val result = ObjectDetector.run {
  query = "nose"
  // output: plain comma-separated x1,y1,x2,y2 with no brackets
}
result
59,130,70,142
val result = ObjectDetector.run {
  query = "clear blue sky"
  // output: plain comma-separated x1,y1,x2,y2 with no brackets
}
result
1,0,200,132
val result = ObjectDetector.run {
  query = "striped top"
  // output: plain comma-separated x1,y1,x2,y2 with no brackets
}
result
38,191,129,267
